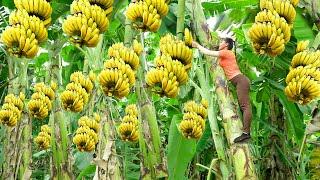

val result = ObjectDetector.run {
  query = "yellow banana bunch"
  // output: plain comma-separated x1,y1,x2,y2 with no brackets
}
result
260,0,296,25
161,74,180,98
1,104,21,121
62,14,100,47
73,132,97,152
286,66,320,83
296,40,309,53
103,58,136,86
41,125,51,134
122,115,139,126
76,126,99,143
28,100,49,119
102,43,139,98
34,82,56,100
160,34,175,45
0,93,24,127
179,100,208,139
0,111,19,127
108,44,140,71
146,68,165,86
155,55,188,84
78,116,100,133
70,71,95,94
284,77,320,105
290,51,320,68
250,0,299,57
62,0,113,47
118,122,139,142
124,105,139,124
108,42,125,54
248,22,275,42
160,41,193,67
272,17,291,42
0,105,20,127
73,115,100,152
132,39,143,56
1,26,39,58
29,83,55,120
284,50,320,105
248,22,285,57
146,68,180,98
4,93,25,111
255,9,278,23
184,100,208,119
125,104,138,117
146,33,194,98
61,72,93,112
66,82,89,104
1,0,51,58
14,0,52,26
179,119,203,139
98,69,131,98
60,90,84,112
70,0,109,32
87,0,114,16
143,0,169,16
9,10,48,42
31,93,52,110
34,124,51,149
118,104,139,142
184,28,193,47
183,112,205,130
126,1,162,32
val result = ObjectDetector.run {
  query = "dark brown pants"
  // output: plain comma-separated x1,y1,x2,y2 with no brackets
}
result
230,74,252,133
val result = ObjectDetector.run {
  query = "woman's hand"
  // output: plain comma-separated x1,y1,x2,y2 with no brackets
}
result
191,41,200,48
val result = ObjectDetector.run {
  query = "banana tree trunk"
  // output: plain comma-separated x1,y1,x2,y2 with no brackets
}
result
176,0,231,177
1,58,32,179
194,65,231,178
93,103,122,180
134,32,167,179
123,16,167,178
190,0,256,179
48,39,73,179
88,36,122,179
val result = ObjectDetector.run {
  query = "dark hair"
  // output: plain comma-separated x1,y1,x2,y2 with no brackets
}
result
223,38,234,50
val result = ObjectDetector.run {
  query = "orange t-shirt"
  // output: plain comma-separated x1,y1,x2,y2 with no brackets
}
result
219,50,241,80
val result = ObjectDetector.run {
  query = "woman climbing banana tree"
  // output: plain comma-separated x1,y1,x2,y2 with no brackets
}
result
0,0,318,179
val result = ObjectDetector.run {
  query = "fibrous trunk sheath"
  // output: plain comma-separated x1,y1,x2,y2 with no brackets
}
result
190,0,257,179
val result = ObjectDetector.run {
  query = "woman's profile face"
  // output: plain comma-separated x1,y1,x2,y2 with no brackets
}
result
219,40,228,50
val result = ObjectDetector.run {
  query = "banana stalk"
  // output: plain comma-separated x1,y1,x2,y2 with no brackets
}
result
190,0,257,179
124,18,138,47
176,0,186,40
